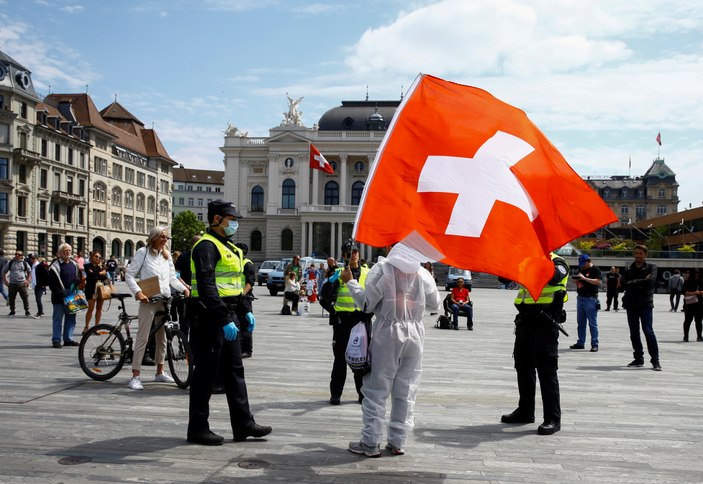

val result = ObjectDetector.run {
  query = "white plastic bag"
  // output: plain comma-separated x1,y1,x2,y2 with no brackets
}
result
345,321,370,373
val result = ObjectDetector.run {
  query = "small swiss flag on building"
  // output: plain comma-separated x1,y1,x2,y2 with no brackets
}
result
310,144,334,174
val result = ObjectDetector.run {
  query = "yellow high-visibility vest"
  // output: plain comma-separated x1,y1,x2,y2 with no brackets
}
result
334,266,369,312
514,254,569,306
190,233,243,298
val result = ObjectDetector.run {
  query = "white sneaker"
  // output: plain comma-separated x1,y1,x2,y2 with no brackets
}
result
128,376,144,390
154,372,175,383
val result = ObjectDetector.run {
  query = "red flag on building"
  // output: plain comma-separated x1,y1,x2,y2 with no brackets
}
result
310,144,334,174
353,74,617,298
656,132,662,146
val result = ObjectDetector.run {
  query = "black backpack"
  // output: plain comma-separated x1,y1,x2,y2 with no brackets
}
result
434,315,452,329
319,279,339,312
281,304,292,316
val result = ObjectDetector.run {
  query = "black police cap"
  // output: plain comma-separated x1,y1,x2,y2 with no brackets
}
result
207,199,242,222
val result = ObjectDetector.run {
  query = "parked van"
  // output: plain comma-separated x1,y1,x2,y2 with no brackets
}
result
445,267,472,292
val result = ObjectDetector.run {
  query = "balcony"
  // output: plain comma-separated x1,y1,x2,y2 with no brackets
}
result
297,204,359,213
13,148,41,165
51,190,86,205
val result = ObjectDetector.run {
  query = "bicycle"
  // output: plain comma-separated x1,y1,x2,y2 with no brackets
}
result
78,292,193,389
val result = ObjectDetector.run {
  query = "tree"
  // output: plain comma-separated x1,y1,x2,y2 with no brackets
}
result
171,211,206,252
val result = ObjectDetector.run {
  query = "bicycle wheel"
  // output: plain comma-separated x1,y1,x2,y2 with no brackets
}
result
78,324,126,381
167,330,193,389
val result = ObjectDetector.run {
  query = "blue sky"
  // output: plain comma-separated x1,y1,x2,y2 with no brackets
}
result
1,0,702,210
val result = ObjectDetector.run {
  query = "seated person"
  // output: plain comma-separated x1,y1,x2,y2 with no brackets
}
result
449,277,473,330
283,271,300,313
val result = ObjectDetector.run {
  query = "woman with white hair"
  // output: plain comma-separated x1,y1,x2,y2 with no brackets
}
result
125,227,189,390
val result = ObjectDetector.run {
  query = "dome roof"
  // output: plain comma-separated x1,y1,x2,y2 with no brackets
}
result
317,100,400,131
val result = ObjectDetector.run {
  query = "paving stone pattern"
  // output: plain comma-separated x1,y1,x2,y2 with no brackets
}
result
0,284,701,483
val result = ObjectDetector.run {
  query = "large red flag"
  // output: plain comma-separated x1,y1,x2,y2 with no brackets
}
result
353,74,617,298
310,144,334,174
656,132,662,146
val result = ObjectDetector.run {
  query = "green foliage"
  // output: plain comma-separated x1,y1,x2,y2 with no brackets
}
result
677,244,696,253
577,240,596,251
171,211,206,252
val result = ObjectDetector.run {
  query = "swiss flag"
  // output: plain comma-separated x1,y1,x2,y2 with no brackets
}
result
656,132,662,146
354,74,616,298
310,144,334,174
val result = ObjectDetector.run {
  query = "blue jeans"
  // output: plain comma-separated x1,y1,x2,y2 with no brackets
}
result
52,303,77,344
625,306,659,363
451,303,473,327
576,296,599,347
0,279,8,300
34,287,45,315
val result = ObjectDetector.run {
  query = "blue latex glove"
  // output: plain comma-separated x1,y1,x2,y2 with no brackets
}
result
223,322,239,341
245,312,256,332
327,271,340,284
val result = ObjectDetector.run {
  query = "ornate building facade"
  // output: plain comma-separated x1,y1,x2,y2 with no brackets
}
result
172,167,224,223
1,48,175,259
221,99,398,263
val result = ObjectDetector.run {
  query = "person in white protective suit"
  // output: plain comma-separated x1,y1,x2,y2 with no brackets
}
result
341,247,440,457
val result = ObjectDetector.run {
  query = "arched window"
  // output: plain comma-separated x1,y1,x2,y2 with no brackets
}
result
324,181,339,205
250,230,262,252
124,240,134,258
351,181,365,205
111,187,122,206
281,228,293,251
136,193,145,211
111,239,122,258
282,179,295,209
125,190,134,209
251,185,264,212
92,182,107,202
147,196,155,214
159,199,169,216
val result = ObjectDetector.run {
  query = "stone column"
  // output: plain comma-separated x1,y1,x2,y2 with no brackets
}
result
330,222,336,260
267,156,279,213
340,155,348,206
308,221,314,256
312,168,319,205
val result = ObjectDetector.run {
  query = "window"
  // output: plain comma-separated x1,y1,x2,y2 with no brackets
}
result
0,193,7,214
281,228,293,251
125,190,134,209
160,180,169,193
80,152,86,169
177,184,184,190
282,179,295,209
124,215,134,232
206,186,212,192
125,168,135,184
188,198,194,206
78,207,85,225
159,199,169,216
112,187,122,206
197,198,203,206
636,205,646,217
136,217,145,233
66,205,73,224
620,205,629,215
251,230,262,252
39,200,47,220
94,156,107,175
93,182,107,202
197,213,203,221
95,137,108,150
111,212,122,230
658,188,666,199
187,185,193,191
0,158,7,179
92,209,107,227
215,187,221,192
351,181,364,205
53,203,60,222
55,143,61,161
19,164,27,184
17,196,27,217
68,148,74,165
113,163,123,180
54,172,61,190
41,138,47,156
66,175,73,194
136,193,145,211
656,204,667,215
20,102,27,119
251,186,264,212
621,188,628,198
178,197,184,205
148,175,156,190
637,188,645,198
147,196,155,214
330,161,337,172
197,186,202,191
602,189,610,198
137,172,145,187
0,123,9,144
79,179,85,197
40,169,48,188
324,181,339,205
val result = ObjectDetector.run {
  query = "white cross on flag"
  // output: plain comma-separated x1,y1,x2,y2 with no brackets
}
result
310,144,334,174
353,74,616,298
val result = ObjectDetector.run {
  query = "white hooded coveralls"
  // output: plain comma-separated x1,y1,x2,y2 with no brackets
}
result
345,255,440,449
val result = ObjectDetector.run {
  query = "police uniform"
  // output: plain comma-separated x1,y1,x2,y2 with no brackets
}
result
502,253,568,435
235,242,255,358
330,264,370,404
187,200,270,445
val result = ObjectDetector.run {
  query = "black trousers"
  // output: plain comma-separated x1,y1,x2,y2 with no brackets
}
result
683,303,702,339
188,312,254,437
240,329,253,354
606,289,619,310
330,312,364,399
513,315,561,423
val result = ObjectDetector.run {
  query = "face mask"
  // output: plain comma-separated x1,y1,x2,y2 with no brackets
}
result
222,218,238,237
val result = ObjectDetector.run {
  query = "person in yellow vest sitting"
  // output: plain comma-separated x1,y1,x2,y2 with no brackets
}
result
501,253,569,436
186,200,272,446
328,245,371,405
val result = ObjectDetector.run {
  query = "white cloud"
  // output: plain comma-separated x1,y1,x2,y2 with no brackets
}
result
61,4,84,13
203,0,278,12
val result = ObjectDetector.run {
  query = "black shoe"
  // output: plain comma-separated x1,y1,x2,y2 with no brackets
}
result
187,430,224,446
142,355,156,366
52,342,62,348
467,324,473,331
452,325,458,330
232,423,272,442
25,311,31,317
652,361,662,371
569,344,585,350
537,421,561,435
590,346,599,352
358,395,364,404
627,360,644,367
64,340,80,346
241,352,252,359
684,336,689,342
501,410,535,424
697,337,703,342
8,311,15,316
35,313,43,317
329,396,341,405
604,308,610,311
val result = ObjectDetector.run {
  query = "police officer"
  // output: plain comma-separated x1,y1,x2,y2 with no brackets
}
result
501,253,568,435
186,200,272,446
328,246,370,405
235,242,255,358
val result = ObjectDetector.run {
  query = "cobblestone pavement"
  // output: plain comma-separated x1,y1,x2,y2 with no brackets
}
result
0,284,701,483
